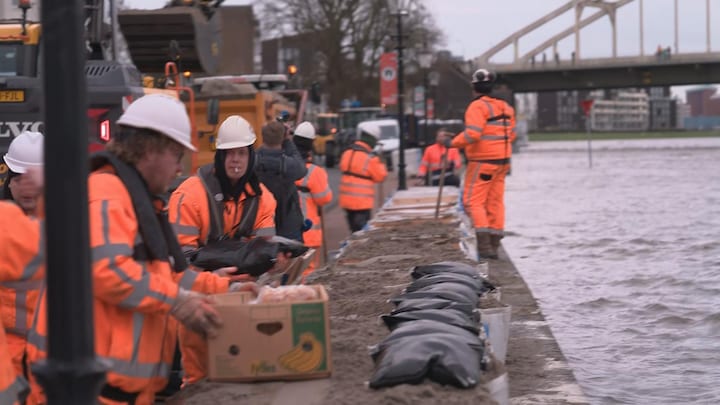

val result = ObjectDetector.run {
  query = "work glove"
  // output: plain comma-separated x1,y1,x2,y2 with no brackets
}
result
229,281,260,295
170,289,223,338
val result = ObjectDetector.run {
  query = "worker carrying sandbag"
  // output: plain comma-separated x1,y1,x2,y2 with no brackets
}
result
169,115,289,386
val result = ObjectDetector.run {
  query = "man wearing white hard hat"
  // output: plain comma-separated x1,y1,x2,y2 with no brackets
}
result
25,94,224,405
293,121,333,280
168,114,281,385
0,130,44,404
2,131,44,217
338,121,387,232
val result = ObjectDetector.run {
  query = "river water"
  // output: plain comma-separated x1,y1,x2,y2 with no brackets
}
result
503,137,720,404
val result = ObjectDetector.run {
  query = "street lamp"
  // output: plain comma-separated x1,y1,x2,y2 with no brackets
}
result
418,48,433,147
389,0,410,190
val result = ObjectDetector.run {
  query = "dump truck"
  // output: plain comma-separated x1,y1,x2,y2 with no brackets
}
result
189,74,307,168
0,1,187,186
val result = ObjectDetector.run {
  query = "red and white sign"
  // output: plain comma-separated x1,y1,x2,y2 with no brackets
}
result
427,98,434,119
379,52,398,106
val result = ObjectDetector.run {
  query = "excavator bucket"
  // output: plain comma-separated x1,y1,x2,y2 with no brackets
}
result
118,6,220,75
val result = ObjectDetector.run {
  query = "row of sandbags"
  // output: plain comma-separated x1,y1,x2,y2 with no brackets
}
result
368,261,496,389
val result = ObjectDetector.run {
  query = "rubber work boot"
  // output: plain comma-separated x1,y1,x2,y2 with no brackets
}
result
489,234,504,258
476,232,498,260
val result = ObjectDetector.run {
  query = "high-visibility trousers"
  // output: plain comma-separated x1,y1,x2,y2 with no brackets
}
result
178,326,207,386
462,161,510,234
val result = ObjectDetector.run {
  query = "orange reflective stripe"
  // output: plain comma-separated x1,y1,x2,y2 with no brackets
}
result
98,200,176,310
100,356,171,379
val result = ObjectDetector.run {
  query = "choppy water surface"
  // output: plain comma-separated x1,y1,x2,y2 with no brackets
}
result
503,138,720,404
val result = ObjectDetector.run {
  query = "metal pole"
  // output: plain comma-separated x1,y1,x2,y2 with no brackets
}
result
32,0,107,403
586,114,593,169
674,0,679,54
639,0,644,56
423,72,429,146
707,0,711,52
396,11,407,190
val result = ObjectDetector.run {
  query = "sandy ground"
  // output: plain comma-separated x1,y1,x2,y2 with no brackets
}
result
167,175,587,405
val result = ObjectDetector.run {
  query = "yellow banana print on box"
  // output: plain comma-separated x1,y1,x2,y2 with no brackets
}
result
279,332,324,373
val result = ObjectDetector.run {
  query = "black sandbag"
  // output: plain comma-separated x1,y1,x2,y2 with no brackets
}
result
381,308,480,334
411,261,481,279
370,320,484,360
390,287,478,307
190,237,279,277
415,283,480,306
368,334,482,389
405,273,488,295
391,298,475,317
269,235,310,257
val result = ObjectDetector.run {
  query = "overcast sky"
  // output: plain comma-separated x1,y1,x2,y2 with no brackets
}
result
123,0,719,98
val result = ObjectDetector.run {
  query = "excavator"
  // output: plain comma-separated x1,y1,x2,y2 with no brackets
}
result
0,0,306,186
0,0,202,186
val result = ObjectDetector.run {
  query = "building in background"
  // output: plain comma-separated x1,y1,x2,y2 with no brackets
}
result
536,87,680,132
676,102,691,129
590,90,649,131
684,86,720,129
536,90,590,131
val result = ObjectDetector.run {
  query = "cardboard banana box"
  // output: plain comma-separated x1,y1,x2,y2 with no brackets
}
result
207,285,332,382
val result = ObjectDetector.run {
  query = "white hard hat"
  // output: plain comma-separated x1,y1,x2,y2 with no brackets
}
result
471,68,496,84
216,115,256,150
293,121,316,140
116,93,196,151
358,121,381,140
4,131,44,173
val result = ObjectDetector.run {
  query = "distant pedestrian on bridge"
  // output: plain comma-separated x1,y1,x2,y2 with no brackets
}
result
448,68,516,260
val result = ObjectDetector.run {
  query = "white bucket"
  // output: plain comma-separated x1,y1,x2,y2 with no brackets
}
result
485,372,509,405
480,306,512,363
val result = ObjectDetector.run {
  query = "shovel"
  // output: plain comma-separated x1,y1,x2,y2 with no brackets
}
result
434,145,450,219
318,206,328,267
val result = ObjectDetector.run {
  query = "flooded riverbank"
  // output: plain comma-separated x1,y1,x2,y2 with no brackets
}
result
504,138,720,404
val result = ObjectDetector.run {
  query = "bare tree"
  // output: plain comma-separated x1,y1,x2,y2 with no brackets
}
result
256,0,443,108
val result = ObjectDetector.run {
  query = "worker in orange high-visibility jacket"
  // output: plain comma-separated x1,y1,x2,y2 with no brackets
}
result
416,128,462,187
169,115,278,386
292,122,333,279
0,131,44,382
0,327,28,405
0,200,44,405
338,121,388,233
26,94,225,405
450,68,516,260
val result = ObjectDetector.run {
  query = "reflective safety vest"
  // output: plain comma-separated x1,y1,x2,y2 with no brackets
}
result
168,165,277,293
0,205,43,338
0,202,38,404
27,154,187,403
0,328,28,405
296,163,333,247
417,143,463,183
338,141,388,211
451,95,516,162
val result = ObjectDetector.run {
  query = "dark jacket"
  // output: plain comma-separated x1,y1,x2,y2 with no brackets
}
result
255,139,308,240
